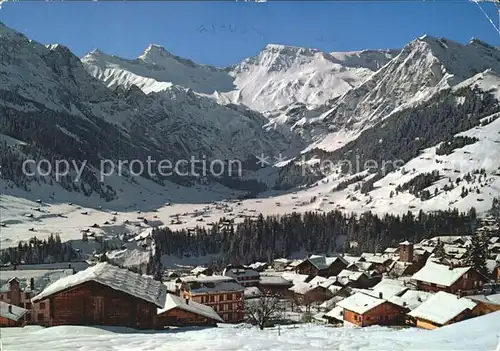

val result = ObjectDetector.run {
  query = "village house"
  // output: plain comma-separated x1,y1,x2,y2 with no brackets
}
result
334,270,375,289
411,261,489,296
388,290,434,317
288,282,334,306
178,275,245,323
336,292,407,327
246,262,268,272
156,293,223,327
0,301,28,327
244,286,263,300
324,305,344,325
467,293,500,315
258,275,293,298
190,266,213,276
360,253,393,268
31,262,167,329
361,279,410,300
0,269,74,325
223,266,260,287
295,255,348,277
407,291,478,329
272,258,292,272
285,259,304,271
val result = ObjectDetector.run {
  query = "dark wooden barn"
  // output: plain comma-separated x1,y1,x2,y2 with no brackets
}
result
31,262,167,329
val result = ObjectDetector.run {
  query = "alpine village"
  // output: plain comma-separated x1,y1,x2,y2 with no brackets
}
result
1,216,499,332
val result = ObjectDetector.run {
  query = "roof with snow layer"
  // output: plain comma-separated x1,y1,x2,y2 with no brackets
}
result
31,262,168,308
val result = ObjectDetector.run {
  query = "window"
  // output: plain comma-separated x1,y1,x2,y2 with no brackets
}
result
223,304,228,311
25,292,31,299
0,294,3,300
39,302,46,309
37,313,44,321
25,302,32,309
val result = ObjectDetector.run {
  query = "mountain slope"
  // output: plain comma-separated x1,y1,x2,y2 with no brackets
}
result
296,36,500,152
224,44,398,113
0,23,299,207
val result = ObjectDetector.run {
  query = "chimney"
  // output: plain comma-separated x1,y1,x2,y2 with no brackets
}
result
379,292,383,299
185,298,189,305
403,302,407,307
449,263,454,270
30,278,34,291
8,305,12,313
417,297,422,302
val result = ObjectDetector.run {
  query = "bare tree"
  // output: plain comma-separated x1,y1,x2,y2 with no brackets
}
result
245,294,283,330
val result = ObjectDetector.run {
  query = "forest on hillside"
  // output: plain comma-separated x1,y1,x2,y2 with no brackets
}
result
151,207,479,266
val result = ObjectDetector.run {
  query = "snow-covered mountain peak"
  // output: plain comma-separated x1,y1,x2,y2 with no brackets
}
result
138,43,172,62
224,44,396,113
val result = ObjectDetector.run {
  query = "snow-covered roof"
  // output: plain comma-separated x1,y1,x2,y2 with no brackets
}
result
223,267,259,278
319,295,345,310
306,255,347,270
0,301,28,321
281,272,309,285
337,292,386,315
388,290,434,310
411,261,471,287
384,247,399,253
399,241,412,245
325,306,344,321
468,293,500,306
367,281,409,299
247,262,268,270
408,291,477,325
0,268,74,293
273,258,292,264
182,275,244,294
244,286,263,298
259,275,293,286
288,282,322,295
158,293,223,322
360,253,392,264
181,275,234,283
31,262,167,308
308,276,328,286
190,266,210,275
334,269,365,283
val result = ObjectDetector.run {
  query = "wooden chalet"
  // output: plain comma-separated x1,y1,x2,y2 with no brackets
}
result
468,293,500,315
411,261,489,296
273,258,292,272
157,293,223,327
407,291,478,329
31,262,167,329
288,282,334,306
258,275,294,298
336,292,406,327
295,255,348,278
0,301,28,327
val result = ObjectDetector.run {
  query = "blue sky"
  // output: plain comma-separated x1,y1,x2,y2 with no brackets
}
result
1,1,499,66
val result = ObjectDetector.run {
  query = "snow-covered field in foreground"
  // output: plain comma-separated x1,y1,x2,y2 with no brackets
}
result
2,312,500,351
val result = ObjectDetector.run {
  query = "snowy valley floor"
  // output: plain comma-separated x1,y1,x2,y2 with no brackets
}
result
1,312,499,351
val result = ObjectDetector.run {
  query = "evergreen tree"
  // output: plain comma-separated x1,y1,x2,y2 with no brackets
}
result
434,239,446,261
465,233,488,276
